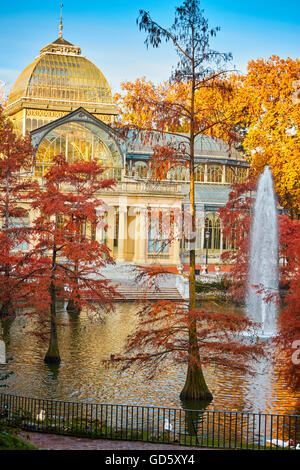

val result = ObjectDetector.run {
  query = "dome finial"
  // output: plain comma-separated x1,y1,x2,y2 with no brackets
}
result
59,3,63,38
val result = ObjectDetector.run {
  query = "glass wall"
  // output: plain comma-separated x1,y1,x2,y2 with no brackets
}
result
237,168,248,182
167,165,188,181
226,166,236,184
195,165,205,182
27,54,112,105
132,161,148,179
207,165,223,183
35,121,122,178
204,214,221,250
125,160,248,185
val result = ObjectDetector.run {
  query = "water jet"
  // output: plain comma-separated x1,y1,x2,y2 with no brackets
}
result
246,166,279,337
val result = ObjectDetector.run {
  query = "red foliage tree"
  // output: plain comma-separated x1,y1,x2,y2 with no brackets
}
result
111,299,266,402
275,215,300,390
219,177,257,302
29,155,118,363
0,108,37,318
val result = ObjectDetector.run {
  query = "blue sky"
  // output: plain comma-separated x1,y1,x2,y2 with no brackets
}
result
1,0,299,94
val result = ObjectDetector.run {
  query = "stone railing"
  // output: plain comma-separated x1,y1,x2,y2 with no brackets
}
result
118,181,182,194
147,253,170,260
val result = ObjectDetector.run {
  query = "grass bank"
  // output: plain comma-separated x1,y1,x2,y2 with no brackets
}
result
0,431,38,450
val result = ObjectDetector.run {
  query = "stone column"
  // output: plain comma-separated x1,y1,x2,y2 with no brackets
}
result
117,203,127,262
222,164,226,183
133,210,140,263
133,207,147,264
204,164,208,183
199,211,205,250
96,218,104,244
106,206,115,255
172,238,181,265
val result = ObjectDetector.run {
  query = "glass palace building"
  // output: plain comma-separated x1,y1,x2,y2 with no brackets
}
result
4,32,249,269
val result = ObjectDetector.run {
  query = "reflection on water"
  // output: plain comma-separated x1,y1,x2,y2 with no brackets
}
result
1,301,300,415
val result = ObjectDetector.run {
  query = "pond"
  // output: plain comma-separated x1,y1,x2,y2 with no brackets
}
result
1,301,299,415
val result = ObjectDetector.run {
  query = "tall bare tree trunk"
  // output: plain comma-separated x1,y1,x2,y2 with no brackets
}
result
44,281,61,364
44,236,61,364
66,259,81,314
180,61,212,401
67,217,81,314
180,148,212,400
0,301,12,320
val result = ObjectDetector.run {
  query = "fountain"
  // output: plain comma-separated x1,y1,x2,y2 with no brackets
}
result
246,166,279,337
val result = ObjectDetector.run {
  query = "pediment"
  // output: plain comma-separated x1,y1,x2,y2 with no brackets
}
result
30,107,124,155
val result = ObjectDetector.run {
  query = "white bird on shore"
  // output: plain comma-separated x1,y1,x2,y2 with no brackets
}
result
266,438,294,448
164,419,173,432
36,410,46,422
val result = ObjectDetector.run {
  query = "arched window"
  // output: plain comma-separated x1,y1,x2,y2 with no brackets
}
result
204,214,221,250
195,165,205,182
207,165,223,183
226,166,236,184
35,121,123,180
133,161,148,179
168,165,187,181
237,168,247,183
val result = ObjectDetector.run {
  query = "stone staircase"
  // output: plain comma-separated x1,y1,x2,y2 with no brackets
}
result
110,283,184,301
93,262,187,301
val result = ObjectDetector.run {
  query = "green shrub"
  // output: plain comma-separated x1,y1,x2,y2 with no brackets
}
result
195,278,228,292
0,431,38,450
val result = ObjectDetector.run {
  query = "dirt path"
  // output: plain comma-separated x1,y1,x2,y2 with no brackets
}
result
21,431,205,451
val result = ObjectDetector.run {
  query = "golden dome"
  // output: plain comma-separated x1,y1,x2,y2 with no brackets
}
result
6,37,117,117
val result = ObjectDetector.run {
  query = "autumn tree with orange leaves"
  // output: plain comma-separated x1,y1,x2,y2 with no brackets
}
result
29,155,118,363
228,57,300,218
0,107,37,319
112,0,259,401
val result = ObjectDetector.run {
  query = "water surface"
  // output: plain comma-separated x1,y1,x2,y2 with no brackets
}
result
1,301,299,415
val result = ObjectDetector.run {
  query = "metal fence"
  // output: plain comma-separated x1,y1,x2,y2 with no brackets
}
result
0,392,299,450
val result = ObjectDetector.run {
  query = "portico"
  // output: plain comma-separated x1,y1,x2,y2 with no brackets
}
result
95,182,184,267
